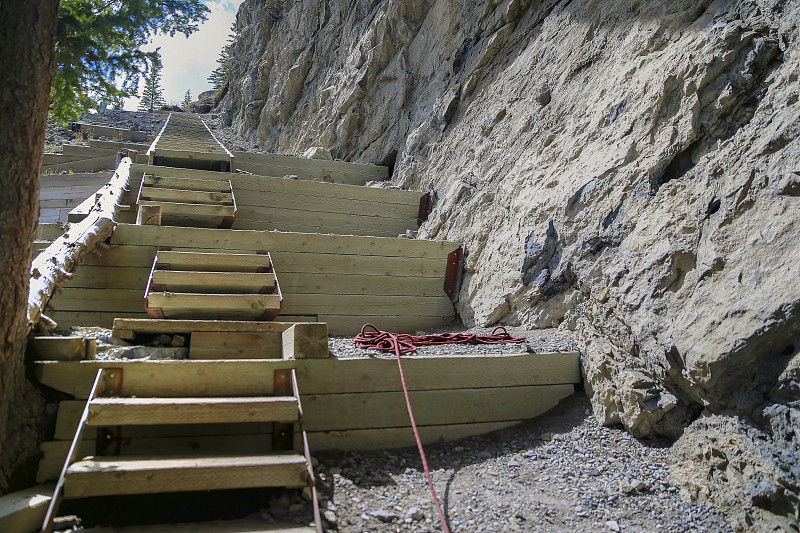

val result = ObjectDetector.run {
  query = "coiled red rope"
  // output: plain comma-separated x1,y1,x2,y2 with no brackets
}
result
353,324,526,533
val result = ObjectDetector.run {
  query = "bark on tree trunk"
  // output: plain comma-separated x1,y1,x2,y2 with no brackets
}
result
0,0,60,493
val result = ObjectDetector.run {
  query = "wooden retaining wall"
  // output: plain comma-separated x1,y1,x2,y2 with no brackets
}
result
45,223,459,334
125,164,420,237
38,173,113,224
33,354,580,480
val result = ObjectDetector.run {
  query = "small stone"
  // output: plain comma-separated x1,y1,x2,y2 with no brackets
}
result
323,510,337,526
405,506,425,521
605,520,621,532
368,509,398,522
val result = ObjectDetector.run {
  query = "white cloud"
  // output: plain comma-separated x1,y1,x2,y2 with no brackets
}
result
125,0,242,110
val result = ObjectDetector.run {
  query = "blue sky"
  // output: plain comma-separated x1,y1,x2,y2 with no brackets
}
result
125,0,242,109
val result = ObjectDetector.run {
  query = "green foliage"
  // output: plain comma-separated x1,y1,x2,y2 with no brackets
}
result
50,0,209,124
182,89,192,107
138,59,167,113
208,23,237,91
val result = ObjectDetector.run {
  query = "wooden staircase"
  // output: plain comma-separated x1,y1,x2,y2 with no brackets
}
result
144,250,283,321
136,173,237,228
42,367,322,533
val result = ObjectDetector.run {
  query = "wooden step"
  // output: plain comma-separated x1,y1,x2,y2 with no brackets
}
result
64,454,308,498
139,187,233,205
80,518,316,532
144,174,232,192
138,201,236,225
87,396,298,426
155,251,272,272
146,293,282,320
150,271,276,293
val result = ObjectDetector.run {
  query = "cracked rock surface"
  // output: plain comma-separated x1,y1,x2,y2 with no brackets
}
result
221,0,800,527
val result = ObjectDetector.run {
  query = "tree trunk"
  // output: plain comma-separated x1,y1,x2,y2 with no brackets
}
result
0,0,60,493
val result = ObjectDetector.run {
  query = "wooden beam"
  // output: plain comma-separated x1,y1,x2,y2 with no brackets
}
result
155,251,271,271
26,336,87,361
151,271,275,293
35,353,581,399
281,323,329,359
89,140,150,151
188,331,283,359
87,397,298,426
110,223,459,259
28,157,133,332
41,155,116,173
113,318,303,335
70,518,316,532
63,454,308,498
146,293,282,319
0,484,54,533
233,151,388,178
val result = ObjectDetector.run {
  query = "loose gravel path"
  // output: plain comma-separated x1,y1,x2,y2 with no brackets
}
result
314,394,731,532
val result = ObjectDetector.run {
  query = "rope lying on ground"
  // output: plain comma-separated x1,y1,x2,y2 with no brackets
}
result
353,324,527,533
354,324,527,354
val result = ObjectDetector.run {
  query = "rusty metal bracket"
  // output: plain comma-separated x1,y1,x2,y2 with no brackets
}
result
273,370,294,451
443,245,465,302
99,368,123,397
417,192,433,227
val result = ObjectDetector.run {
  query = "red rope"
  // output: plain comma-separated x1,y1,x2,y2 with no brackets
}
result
353,325,526,533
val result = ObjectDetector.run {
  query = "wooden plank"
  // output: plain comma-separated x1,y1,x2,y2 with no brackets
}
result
282,293,453,317
35,352,581,399
147,293,282,319
233,151,388,178
139,201,235,219
35,223,66,241
67,195,96,223
113,319,303,335
308,421,521,451
236,161,372,185
151,271,275,293
62,144,118,158
54,400,275,440
156,251,271,271
0,483,54,533
76,245,447,278
40,172,114,187
39,186,104,201
78,518,315,533
54,288,450,320
63,454,308,497
231,208,415,235
70,123,151,143
26,336,86,361
281,323,329,359
41,155,116,173
188,331,283,359
110,224,459,259
143,174,231,191
302,385,573,431
319,313,455,334
87,397,298,426
139,188,233,205
90,140,150,151
130,164,418,205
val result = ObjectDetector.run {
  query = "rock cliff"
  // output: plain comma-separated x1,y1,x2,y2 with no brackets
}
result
220,0,800,528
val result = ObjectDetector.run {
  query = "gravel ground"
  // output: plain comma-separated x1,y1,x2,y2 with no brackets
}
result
44,110,166,153
314,394,732,533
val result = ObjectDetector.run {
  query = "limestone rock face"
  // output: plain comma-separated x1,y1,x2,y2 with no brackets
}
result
222,0,800,526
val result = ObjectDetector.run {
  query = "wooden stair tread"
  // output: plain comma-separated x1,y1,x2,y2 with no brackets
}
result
155,251,272,272
144,174,232,191
139,187,233,205
87,396,299,425
139,201,235,216
79,519,316,533
151,271,276,293
64,454,308,497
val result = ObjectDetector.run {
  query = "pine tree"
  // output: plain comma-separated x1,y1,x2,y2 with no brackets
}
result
138,60,166,113
182,89,192,107
49,0,209,123
208,24,237,91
